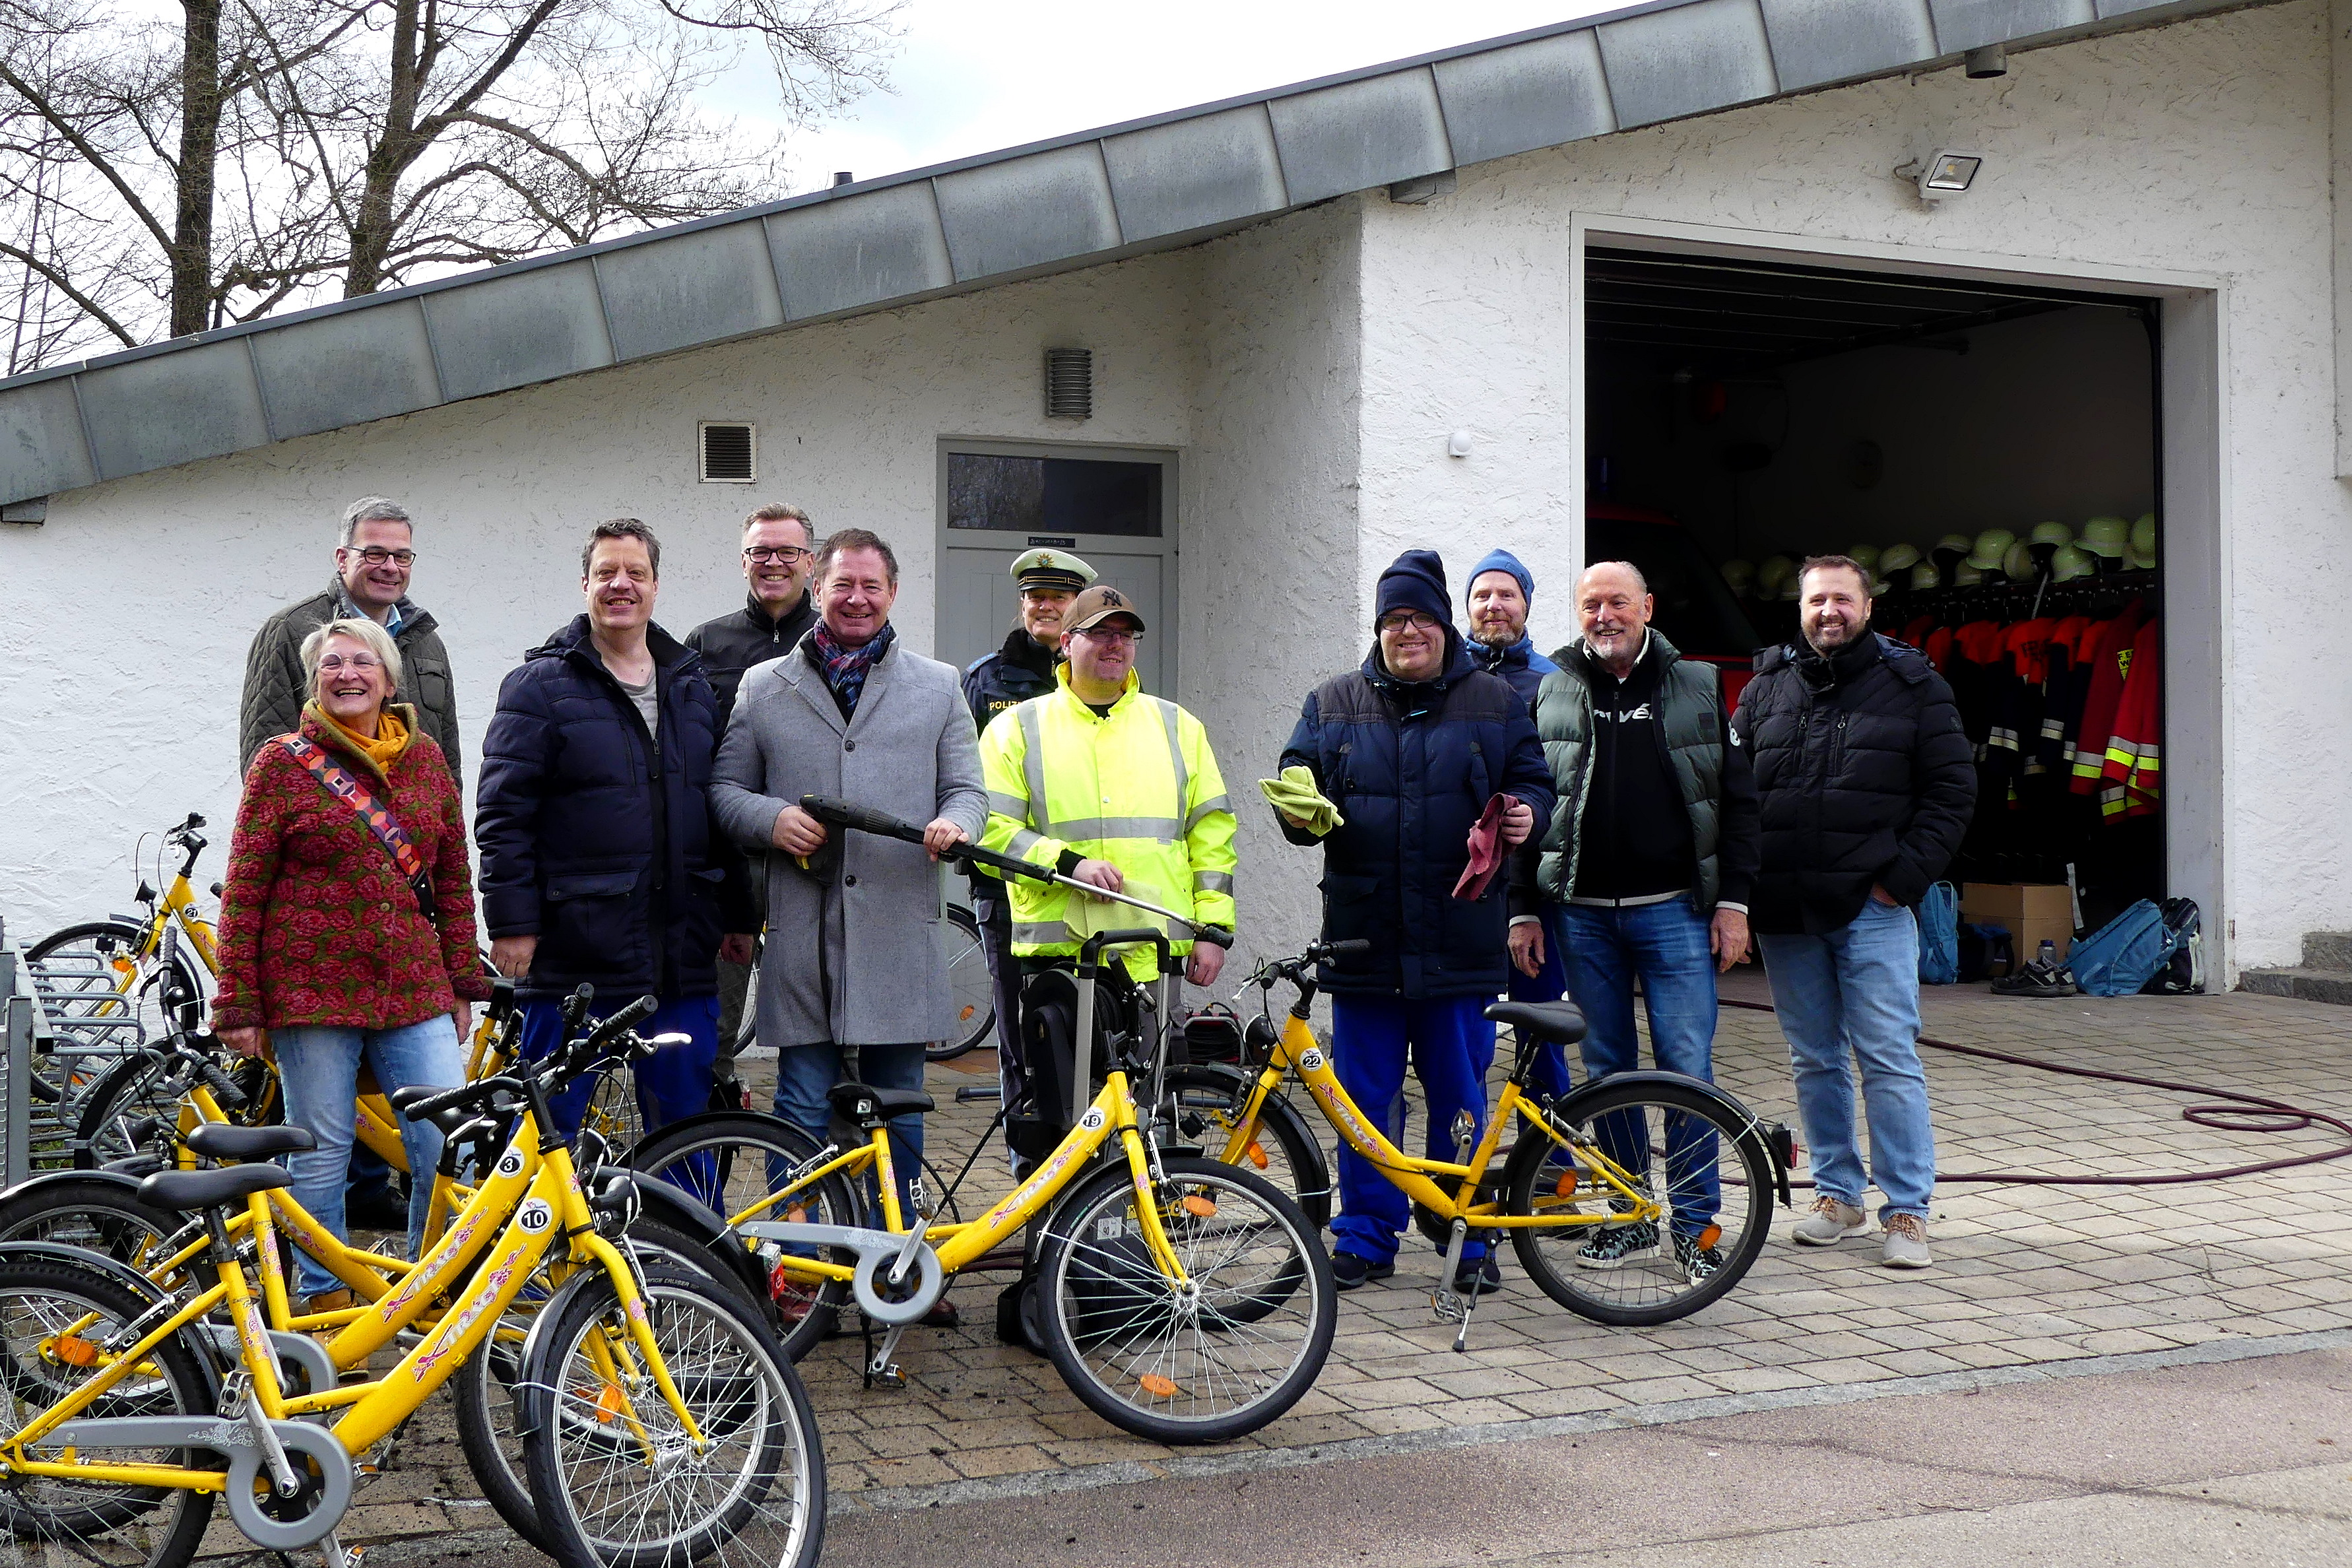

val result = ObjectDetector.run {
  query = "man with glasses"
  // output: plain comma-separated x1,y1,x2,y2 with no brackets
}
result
237,494,463,1233
241,497,461,779
978,584,1237,1165
1274,549,1552,1293
688,503,821,1094
960,548,1095,1113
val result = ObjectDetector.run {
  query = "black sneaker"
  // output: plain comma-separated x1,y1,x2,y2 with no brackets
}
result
1576,1219,1659,1268
1330,1251,1394,1290
1992,960,2076,998
1674,1231,1726,1283
1452,1253,1503,1293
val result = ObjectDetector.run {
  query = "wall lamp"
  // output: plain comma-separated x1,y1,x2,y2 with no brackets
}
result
1896,149,1984,201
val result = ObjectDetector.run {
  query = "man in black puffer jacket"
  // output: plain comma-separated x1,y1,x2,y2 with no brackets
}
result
1732,554,1973,1272
476,520,757,1138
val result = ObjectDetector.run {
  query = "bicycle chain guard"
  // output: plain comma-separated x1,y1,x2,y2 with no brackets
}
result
739,1220,945,1326
46,1415,352,1550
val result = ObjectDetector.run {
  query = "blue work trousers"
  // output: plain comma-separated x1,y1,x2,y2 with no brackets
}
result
519,993,719,1144
1509,907,1574,1099
1328,993,1495,1268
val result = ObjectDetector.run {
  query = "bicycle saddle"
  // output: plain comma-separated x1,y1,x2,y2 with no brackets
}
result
826,1083,936,1127
1484,1000,1589,1045
183,1123,315,1160
137,1163,290,1213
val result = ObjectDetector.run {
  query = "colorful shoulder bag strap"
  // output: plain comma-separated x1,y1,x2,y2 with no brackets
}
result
278,735,438,923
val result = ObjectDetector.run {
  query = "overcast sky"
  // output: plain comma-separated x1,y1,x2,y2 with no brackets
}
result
727,1,1623,195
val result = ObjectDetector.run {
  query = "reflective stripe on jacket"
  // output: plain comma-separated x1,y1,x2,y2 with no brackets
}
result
978,667,1237,978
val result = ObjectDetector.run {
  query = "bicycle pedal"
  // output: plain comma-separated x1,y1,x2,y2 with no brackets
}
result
1429,1288,1466,1323
866,1363,907,1390
318,1532,364,1568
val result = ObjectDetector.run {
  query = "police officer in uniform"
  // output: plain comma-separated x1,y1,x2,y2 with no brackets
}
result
961,548,1097,1105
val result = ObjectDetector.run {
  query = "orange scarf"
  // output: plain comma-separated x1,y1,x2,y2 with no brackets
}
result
313,704,410,776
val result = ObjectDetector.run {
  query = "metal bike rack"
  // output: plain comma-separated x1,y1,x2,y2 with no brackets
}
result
0,913,67,1185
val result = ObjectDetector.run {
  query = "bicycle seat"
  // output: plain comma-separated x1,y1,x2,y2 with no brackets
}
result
826,1083,936,1128
183,1123,315,1160
1485,1000,1589,1045
137,1163,290,1213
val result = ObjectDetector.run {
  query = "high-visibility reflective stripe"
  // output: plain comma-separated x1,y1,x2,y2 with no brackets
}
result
988,790,1029,819
1014,921,1072,944
1185,793,1233,831
2040,718,2066,739
1047,816,1184,840
1987,725,2019,753
1007,828,1046,859
1193,871,1233,894
1016,703,1053,833
1155,698,1188,828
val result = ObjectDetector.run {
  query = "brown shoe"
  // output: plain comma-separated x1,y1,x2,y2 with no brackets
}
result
302,1289,360,1316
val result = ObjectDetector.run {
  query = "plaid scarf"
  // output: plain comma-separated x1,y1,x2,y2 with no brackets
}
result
808,619,894,721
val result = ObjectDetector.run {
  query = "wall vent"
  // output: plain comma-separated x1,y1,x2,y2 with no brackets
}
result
700,422,756,483
1043,348,1093,420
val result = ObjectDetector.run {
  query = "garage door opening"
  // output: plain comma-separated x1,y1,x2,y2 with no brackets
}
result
1583,245,2166,942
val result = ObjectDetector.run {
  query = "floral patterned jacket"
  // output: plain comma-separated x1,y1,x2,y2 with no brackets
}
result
212,704,492,1031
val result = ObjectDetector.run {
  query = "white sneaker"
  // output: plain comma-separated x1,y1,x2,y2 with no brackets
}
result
1881,1212,1932,1269
1790,1194,1870,1246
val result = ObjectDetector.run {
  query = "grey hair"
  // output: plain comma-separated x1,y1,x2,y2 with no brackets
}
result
339,497,411,546
301,617,405,694
1578,560,1651,597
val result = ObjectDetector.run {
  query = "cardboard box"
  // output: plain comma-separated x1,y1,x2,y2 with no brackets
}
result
1960,883,2074,973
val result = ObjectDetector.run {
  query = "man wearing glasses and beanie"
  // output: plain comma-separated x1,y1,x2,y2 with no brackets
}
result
688,502,822,1095
1274,549,1553,1293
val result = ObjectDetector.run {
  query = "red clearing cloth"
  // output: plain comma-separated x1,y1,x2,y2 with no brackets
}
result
1454,795,1509,902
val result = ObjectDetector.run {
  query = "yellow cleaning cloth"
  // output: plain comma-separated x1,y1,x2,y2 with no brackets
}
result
1259,765,1344,836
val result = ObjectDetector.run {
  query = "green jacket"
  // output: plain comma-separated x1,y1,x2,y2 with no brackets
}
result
1526,629,1753,912
238,583,461,779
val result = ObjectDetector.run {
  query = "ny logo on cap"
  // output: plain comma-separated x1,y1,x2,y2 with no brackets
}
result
1097,588,1125,608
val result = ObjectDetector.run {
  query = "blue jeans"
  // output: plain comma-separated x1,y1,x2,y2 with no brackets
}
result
1557,897,1722,1234
1508,908,1574,1100
1329,994,1495,1267
773,1041,928,1208
518,994,719,1145
1756,898,1937,1218
274,1016,464,1297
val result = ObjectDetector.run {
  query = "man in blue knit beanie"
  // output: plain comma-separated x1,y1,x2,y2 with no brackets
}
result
1274,548,1555,1293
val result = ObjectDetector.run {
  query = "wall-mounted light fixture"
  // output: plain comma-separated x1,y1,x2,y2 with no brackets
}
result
1964,45,2006,79
1447,430,1474,458
1896,149,1984,201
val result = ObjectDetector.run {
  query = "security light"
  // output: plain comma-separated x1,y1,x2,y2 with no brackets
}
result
1897,150,1983,201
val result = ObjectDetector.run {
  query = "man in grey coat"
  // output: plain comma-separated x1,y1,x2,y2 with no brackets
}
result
712,528,987,1187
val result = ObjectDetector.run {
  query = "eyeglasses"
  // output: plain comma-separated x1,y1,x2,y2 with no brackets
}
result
1078,626,1142,646
317,654,382,672
744,546,811,565
348,546,416,566
1379,610,1443,634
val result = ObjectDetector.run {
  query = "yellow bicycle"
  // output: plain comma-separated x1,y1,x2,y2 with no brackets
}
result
1190,940,1791,1340
0,998,823,1568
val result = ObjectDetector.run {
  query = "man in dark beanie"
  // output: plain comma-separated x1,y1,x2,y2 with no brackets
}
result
1274,548,1553,1293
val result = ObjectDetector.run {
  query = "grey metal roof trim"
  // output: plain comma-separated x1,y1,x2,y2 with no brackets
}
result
0,0,2273,504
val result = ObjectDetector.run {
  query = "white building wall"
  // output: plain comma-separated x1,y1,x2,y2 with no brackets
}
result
1353,0,2342,972
0,251,1206,937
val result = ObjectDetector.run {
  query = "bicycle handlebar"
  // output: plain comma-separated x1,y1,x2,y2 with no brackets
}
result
196,1057,247,1110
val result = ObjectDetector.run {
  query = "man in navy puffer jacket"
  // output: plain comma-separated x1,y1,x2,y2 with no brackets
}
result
1276,549,1553,1292
476,519,756,1137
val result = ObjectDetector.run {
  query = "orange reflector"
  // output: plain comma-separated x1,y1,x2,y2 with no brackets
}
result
1697,1224,1722,1251
111,958,133,977
786,1204,808,1224
51,1336,97,1367
1182,1195,1218,1218
1245,1142,1269,1170
1553,1171,1579,1198
958,1005,976,1022
595,1385,626,1424
1138,1373,1179,1399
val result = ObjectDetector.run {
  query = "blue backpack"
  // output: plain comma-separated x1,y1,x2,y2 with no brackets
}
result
2067,900,2169,996
1916,882,1959,985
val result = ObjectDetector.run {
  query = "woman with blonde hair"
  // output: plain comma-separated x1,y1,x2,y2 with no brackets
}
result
212,616,486,1311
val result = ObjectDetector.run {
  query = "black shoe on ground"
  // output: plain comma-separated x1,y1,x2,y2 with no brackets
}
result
1992,960,2076,998
1330,1251,1394,1290
1452,1253,1503,1293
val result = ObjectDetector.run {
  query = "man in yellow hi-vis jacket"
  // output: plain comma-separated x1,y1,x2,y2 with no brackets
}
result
979,585,1237,1111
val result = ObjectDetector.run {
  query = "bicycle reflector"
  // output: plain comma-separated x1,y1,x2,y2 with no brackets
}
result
1138,1374,1179,1400
1181,1195,1218,1218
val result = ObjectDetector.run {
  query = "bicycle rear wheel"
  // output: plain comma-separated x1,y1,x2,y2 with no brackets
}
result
0,1256,216,1567
929,903,995,1062
1038,1156,1334,1445
0,1175,192,1275
1503,1078,1773,1326
521,1258,824,1568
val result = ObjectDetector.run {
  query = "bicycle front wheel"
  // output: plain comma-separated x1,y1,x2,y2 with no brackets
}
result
24,921,197,1105
1038,1156,1334,1446
522,1259,824,1568
929,903,995,1062
1503,1078,1773,1326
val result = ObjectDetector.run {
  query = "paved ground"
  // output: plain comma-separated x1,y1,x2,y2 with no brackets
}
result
185,974,2352,1561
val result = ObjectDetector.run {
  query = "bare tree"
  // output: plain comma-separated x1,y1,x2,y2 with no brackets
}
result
0,0,899,369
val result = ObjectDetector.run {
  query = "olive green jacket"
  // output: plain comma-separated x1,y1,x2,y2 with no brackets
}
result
238,583,461,779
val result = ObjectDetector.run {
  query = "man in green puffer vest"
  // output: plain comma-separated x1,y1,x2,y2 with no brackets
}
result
1509,560,1759,1284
